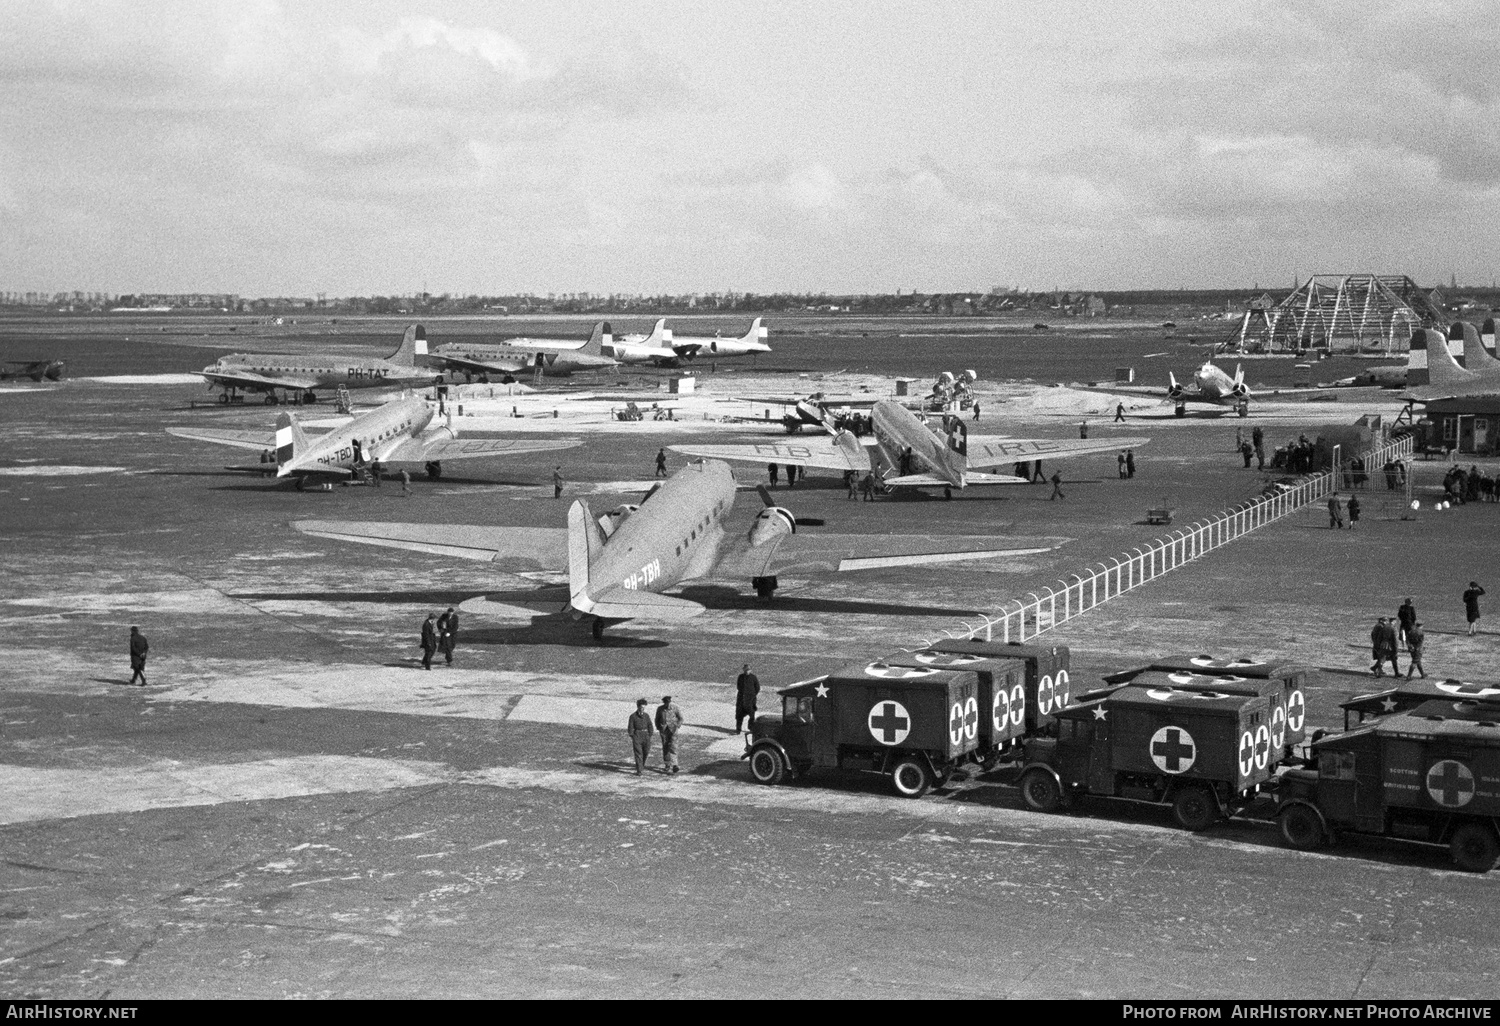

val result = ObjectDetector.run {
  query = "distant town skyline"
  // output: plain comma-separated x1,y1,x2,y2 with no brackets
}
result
3,1,1496,295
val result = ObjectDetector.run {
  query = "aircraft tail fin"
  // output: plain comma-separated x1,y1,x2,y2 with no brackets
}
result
741,317,767,346
274,412,309,465
645,318,669,348
566,499,609,613
1483,318,1497,358
581,322,610,357
1408,327,1472,387
1452,321,1497,370
389,324,427,364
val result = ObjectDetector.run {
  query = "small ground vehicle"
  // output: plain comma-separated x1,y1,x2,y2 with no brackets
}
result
1340,679,1500,729
1275,704,1500,871
745,662,982,798
1019,683,1277,830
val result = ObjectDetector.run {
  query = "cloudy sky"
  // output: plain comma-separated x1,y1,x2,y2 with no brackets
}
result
2,0,1496,295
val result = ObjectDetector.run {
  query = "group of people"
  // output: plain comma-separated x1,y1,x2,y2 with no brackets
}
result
1369,600,1425,678
1272,434,1319,474
1116,450,1137,479
417,607,460,669
766,463,806,487
623,665,761,776
1326,493,1361,529
1442,464,1497,504
1236,426,1270,471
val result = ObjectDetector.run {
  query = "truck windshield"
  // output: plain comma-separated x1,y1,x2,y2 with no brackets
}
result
783,696,815,724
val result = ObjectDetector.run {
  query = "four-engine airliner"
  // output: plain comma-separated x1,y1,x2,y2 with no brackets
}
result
201,324,438,405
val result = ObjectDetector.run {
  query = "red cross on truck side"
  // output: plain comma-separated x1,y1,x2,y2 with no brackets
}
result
870,702,910,744
1151,727,1196,773
1426,760,1476,807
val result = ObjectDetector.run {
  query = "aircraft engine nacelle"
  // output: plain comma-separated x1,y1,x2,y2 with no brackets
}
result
749,506,796,546
598,504,640,538
1230,381,1249,399
1167,380,1186,402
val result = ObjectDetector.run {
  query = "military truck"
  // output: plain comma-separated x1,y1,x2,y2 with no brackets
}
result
1019,683,1278,830
867,649,1028,764
1275,708,1500,871
1340,678,1500,729
1103,654,1309,759
745,661,982,797
926,640,1072,734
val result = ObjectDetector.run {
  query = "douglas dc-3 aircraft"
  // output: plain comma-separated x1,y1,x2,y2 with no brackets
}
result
201,324,438,405
295,458,1064,637
671,399,1149,499
604,319,682,367
425,322,618,383
168,396,580,490
1404,327,1500,401
668,318,771,360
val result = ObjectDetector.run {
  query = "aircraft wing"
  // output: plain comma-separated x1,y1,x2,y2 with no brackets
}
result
294,520,569,569
717,533,1066,577
585,588,705,622
385,435,584,463
964,435,1152,463
167,426,274,451
202,369,320,391
668,440,869,472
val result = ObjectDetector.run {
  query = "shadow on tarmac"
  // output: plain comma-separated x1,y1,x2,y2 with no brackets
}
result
90,677,142,687
232,589,482,606
675,585,981,618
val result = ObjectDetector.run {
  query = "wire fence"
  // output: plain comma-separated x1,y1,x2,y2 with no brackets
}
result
910,434,1415,649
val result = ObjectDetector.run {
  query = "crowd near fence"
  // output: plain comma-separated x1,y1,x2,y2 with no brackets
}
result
910,434,1415,649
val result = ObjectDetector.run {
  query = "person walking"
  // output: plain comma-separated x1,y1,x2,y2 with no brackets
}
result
419,613,438,670
1405,622,1427,679
1254,443,1265,471
845,470,857,500
128,626,149,686
369,459,382,487
1251,426,1264,451
552,466,564,499
1397,597,1418,649
735,663,761,733
1327,494,1344,529
1126,450,1135,478
655,448,668,478
1240,440,1254,468
1464,581,1486,635
1114,402,1125,423
1049,471,1065,501
655,696,683,774
626,699,654,775
861,471,876,501
1118,452,1128,479
768,463,779,486
399,468,412,497
437,606,459,666
1370,616,1399,676
972,401,981,421
1346,495,1360,529
1031,459,1045,484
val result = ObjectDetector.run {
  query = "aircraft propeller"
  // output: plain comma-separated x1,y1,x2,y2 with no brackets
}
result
756,484,824,527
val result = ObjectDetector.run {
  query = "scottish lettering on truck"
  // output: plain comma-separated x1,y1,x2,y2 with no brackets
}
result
1275,706,1500,872
744,661,982,798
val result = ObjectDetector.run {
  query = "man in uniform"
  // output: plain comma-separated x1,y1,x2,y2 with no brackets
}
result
735,664,761,733
656,695,683,774
1405,621,1427,679
1370,616,1399,677
627,699,654,775
437,606,459,666
128,626,149,686
1397,597,1418,649
1327,494,1343,529
655,448,668,478
419,613,438,670
1464,581,1486,635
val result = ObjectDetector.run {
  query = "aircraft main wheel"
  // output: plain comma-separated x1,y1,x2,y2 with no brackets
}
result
591,619,605,640
752,576,777,601
1019,768,1063,812
218,393,228,404
890,757,932,798
264,394,278,405
303,391,317,404
1172,785,1220,831
294,477,306,492
944,487,953,500
426,461,442,480
748,745,787,786
1450,823,1500,872
1278,804,1326,850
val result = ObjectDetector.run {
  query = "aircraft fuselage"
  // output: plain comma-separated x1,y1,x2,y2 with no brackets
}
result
281,397,433,477
872,401,964,487
205,355,434,393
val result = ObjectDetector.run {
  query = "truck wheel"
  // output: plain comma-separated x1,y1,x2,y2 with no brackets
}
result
1278,803,1326,850
1172,785,1220,831
748,746,786,786
1449,823,1500,872
1019,768,1062,812
890,757,932,798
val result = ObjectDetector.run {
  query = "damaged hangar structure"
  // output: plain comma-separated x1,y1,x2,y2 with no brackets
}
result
1223,274,1443,356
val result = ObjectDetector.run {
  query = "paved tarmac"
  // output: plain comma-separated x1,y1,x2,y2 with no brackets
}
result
1,318,1496,999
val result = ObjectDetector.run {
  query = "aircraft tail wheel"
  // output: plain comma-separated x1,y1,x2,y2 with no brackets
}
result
748,745,787,786
1278,804,1326,851
1450,823,1500,872
591,618,605,640
890,757,932,798
1172,785,1220,831
1019,768,1063,811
